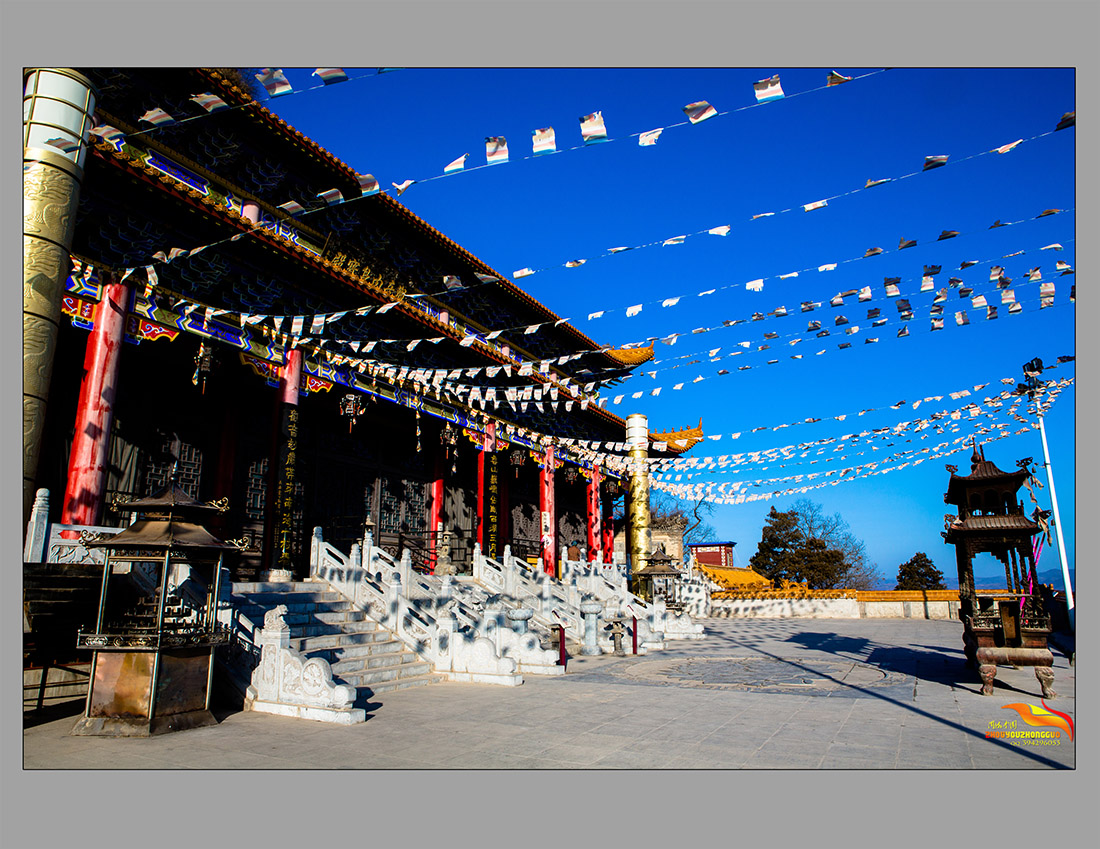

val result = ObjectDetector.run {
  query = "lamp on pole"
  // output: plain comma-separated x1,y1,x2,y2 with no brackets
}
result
1017,357,1074,631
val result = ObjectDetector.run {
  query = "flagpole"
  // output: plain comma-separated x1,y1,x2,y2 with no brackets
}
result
1037,410,1074,632
1020,357,1074,633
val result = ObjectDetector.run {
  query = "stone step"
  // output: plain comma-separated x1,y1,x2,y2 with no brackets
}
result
234,607,369,627
232,581,325,594
328,650,422,676
301,636,405,663
354,672,446,697
231,582,442,704
288,630,391,651
336,660,433,688
231,591,346,606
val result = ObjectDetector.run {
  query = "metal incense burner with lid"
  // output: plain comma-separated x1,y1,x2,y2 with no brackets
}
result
72,484,243,736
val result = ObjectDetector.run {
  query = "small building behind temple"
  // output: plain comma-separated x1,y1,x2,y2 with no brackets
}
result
688,542,773,591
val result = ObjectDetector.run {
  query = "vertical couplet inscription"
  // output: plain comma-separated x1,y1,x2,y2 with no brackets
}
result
485,452,500,558
275,407,299,565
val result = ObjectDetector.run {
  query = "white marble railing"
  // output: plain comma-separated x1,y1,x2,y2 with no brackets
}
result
24,488,122,566
563,559,706,642
309,528,524,684
245,604,365,724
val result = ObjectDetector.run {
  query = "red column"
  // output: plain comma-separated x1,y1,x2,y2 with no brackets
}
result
539,445,556,576
476,446,485,549
62,271,132,525
262,347,301,572
586,464,602,562
429,442,444,573
602,491,615,566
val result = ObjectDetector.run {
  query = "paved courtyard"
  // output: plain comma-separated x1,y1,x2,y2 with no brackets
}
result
23,617,1075,770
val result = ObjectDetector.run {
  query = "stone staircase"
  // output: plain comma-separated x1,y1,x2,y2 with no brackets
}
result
23,562,102,667
230,582,443,702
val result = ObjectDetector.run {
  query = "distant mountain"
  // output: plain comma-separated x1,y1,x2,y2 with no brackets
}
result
869,568,1073,593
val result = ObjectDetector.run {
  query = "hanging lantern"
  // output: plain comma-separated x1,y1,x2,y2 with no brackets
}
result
441,422,459,473
340,393,366,432
192,342,215,394
510,447,526,478
415,408,422,453
563,465,579,484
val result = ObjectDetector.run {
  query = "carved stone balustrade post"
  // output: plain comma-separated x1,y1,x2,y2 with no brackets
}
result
507,607,533,635
580,599,603,656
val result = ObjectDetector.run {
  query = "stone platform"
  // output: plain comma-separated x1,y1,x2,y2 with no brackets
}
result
23,617,1074,770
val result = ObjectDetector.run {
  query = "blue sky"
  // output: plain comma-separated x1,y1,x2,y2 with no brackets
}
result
265,67,1075,587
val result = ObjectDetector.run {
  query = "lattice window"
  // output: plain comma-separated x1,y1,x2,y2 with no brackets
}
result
143,436,202,498
245,459,268,520
378,477,427,534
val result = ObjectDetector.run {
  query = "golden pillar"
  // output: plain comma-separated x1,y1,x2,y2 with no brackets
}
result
23,69,97,522
626,413,651,594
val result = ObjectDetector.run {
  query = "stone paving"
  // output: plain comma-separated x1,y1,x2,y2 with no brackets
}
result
22,617,1075,770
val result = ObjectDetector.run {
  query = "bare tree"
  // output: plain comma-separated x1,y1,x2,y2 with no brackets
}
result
650,490,717,545
788,498,881,590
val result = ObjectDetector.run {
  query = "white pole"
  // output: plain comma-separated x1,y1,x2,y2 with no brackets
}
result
1037,412,1074,631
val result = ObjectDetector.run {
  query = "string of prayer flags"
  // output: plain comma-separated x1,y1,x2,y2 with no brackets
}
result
565,259,586,268
994,139,1023,154
639,128,664,146
513,268,535,279
865,178,891,188
190,93,229,113
937,230,959,240
663,236,686,246
444,154,469,174
754,74,785,102
312,68,348,85
255,68,292,97
532,127,556,155
923,155,949,171
898,238,917,250
864,247,884,258
827,70,853,86
317,189,343,205
391,179,414,196
804,200,828,212
485,136,509,164
708,225,731,236
1036,208,1061,218
682,101,718,124
1055,111,1075,131
580,112,608,143
139,108,175,127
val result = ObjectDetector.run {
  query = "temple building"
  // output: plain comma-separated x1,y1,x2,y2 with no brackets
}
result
24,67,702,592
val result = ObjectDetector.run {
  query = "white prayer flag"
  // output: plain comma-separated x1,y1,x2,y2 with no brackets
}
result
531,127,556,155
754,74,785,102
682,100,718,123
444,153,469,174
639,128,664,146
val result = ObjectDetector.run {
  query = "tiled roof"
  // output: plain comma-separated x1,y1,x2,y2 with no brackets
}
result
955,514,1038,532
